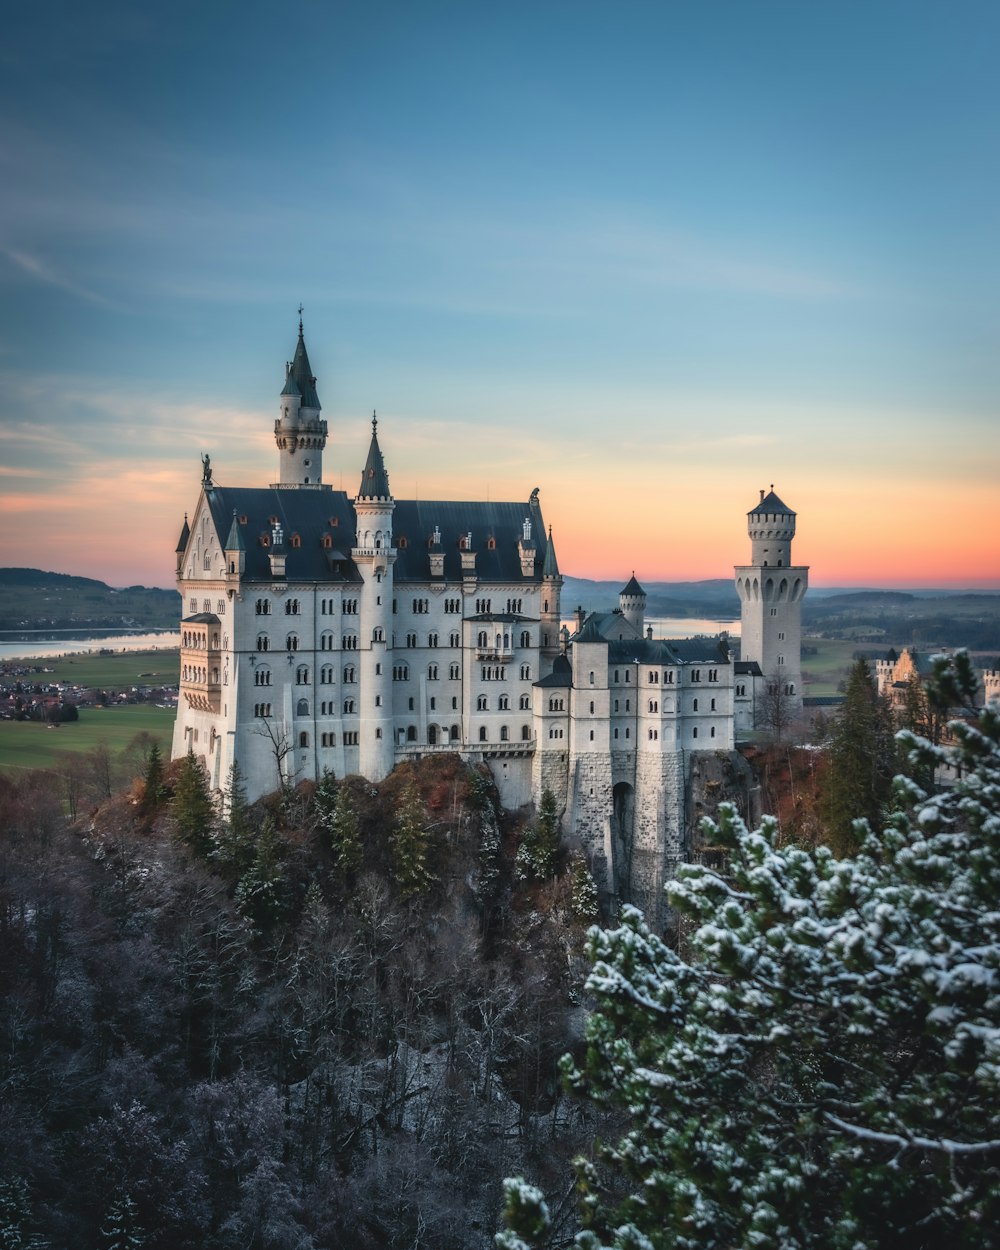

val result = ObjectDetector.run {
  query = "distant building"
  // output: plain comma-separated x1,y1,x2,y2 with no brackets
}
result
172,319,807,919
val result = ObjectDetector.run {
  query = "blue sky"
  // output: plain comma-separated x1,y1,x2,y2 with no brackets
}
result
2,0,998,587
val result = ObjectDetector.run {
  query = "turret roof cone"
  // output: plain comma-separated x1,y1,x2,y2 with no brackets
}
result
175,513,190,553
225,510,245,551
357,413,391,499
287,318,321,410
750,488,794,516
542,525,560,577
621,572,645,597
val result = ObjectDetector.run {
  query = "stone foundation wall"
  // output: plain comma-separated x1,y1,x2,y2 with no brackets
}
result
630,749,686,926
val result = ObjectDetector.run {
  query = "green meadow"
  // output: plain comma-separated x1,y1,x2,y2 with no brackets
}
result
0,704,176,773
36,648,179,689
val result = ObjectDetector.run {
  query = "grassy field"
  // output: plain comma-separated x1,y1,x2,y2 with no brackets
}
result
0,704,175,773
799,639,893,697
31,648,179,689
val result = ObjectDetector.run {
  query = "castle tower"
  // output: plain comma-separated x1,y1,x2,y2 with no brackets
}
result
353,414,396,780
619,573,646,635
540,524,563,668
273,315,329,489
735,487,808,715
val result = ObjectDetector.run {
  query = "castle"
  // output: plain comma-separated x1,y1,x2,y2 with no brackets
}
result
172,320,807,915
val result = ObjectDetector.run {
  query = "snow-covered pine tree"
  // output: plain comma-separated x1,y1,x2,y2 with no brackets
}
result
501,653,1000,1250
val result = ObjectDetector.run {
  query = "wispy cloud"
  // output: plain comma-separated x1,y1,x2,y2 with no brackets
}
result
4,248,121,310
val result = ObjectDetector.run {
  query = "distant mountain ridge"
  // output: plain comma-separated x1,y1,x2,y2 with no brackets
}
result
0,568,180,633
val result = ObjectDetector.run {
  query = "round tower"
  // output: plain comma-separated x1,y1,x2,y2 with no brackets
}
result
735,487,809,720
353,414,396,780
273,314,329,489
619,573,646,635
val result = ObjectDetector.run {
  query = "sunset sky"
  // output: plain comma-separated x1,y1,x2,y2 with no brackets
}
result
2,1,998,590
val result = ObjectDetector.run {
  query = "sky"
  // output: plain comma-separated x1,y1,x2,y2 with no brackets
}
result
1,0,998,591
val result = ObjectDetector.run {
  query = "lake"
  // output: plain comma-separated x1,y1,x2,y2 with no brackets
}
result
0,631,182,663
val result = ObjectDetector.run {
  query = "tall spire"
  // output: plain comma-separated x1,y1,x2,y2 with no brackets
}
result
543,524,560,577
287,313,321,410
357,410,391,499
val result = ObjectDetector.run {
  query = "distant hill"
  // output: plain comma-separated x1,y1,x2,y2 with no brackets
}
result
560,576,1000,651
0,568,180,633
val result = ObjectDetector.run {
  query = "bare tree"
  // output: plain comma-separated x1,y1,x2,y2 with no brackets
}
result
758,673,794,741
251,715,296,798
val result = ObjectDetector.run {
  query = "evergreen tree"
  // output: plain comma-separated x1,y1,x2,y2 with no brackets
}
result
390,779,435,899
315,771,362,880
819,657,895,853
570,853,599,923
141,743,165,812
515,788,561,880
0,1177,31,1250
214,759,255,874
235,818,293,930
170,749,215,858
501,653,1000,1250
99,1192,145,1250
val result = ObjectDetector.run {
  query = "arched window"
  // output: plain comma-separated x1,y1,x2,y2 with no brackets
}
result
286,634,298,651
296,665,309,685
428,725,437,745
257,635,269,652
321,665,334,684
477,694,488,711
407,725,417,742
297,698,309,716
299,731,309,748
519,694,530,710
451,724,460,741
521,724,531,740
479,726,488,742
500,725,509,742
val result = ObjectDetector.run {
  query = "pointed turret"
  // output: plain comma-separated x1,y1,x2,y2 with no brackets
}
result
224,509,245,579
619,572,646,635
352,411,395,780
540,522,563,667
357,413,391,499
542,525,560,577
273,313,329,489
287,317,322,410
174,513,190,576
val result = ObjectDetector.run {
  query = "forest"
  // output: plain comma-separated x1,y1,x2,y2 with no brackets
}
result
1,655,998,1249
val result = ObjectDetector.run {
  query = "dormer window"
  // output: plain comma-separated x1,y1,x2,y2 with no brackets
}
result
239,514,248,525
290,534,301,548
329,516,339,527
487,536,496,550
322,535,333,549
260,535,270,548
398,535,408,549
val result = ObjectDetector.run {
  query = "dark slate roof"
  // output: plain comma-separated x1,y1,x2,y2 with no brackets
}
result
574,614,606,643
225,510,245,551
621,572,645,597
735,660,763,676
182,612,221,625
606,637,731,666
393,499,553,582
358,419,391,499
203,486,552,585
535,655,573,687
749,489,794,516
280,370,301,398
542,526,560,577
288,323,321,410
175,514,190,553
